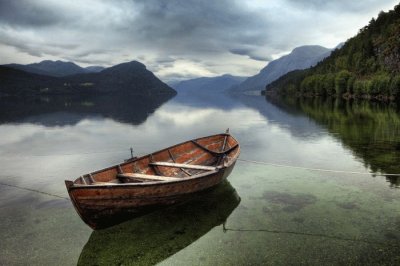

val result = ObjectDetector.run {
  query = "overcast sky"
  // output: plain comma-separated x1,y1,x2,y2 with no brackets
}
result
0,0,398,82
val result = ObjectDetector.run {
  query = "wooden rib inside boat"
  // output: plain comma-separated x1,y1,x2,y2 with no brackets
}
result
65,131,240,229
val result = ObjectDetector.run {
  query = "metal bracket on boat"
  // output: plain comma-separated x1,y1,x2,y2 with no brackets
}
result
124,147,138,162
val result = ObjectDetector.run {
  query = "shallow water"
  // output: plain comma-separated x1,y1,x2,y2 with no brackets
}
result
0,93,399,265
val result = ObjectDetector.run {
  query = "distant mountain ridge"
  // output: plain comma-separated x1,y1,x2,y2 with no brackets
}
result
173,74,246,93
4,60,105,77
84,66,105,73
0,60,176,96
232,45,332,92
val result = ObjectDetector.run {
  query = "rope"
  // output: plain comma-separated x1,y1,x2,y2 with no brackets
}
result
0,182,69,200
0,152,398,201
1,145,399,177
237,158,400,177
222,224,400,248
0,149,128,158
2,148,399,177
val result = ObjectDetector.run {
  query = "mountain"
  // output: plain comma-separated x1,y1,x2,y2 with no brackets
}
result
66,61,176,95
232,45,332,93
173,74,246,93
4,60,106,77
4,63,53,76
0,66,62,96
266,4,400,99
0,60,176,96
5,60,86,77
85,66,105,73
27,60,86,76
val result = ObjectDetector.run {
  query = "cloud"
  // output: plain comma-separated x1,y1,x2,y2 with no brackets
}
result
124,0,269,55
230,48,273,62
0,0,398,80
0,0,65,27
284,0,393,12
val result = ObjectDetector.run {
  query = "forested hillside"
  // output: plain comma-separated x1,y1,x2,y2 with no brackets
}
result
266,4,400,100
0,61,176,96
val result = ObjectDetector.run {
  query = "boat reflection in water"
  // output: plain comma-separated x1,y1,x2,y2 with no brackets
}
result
78,181,240,265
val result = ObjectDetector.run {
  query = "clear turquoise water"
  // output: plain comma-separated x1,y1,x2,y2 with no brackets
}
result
0,94,399,265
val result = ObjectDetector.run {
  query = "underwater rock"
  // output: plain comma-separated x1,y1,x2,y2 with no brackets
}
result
262,191,317,212
336,201,359,210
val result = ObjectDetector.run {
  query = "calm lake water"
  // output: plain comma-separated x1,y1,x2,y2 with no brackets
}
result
0,92,399,265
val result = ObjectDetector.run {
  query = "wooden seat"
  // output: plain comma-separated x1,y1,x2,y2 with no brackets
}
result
149,162,216,171
117,173,182,182
91,179,121,185
92,182,120,185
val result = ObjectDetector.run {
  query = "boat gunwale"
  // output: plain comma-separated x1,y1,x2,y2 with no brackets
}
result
66,133,240,191
69,169,221,189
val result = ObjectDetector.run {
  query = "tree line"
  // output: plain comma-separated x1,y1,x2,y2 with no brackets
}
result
266,4,400,100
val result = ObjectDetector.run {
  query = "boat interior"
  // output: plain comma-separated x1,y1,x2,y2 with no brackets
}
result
73,134,239,185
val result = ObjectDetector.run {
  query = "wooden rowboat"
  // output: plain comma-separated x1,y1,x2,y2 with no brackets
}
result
65,131,240,229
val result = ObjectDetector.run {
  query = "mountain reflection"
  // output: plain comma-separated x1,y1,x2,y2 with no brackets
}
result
266,96,400,187
0,94,175,126
234,94,326,140
78,181,240,266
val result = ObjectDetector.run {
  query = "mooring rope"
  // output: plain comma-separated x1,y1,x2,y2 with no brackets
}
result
2,147,400,177
0,152,399,201
222,223,400,248
0,181,69,200
1,149,128,158
2,142,400,177
237,158,400,177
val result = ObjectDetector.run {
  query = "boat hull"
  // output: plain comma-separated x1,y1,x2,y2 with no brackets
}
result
66,162,235,229
66,132,240,229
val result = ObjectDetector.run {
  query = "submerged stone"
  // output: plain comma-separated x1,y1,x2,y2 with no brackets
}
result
262,191,317,212
384,232,398,240
336,202,359,210
292,217,305,223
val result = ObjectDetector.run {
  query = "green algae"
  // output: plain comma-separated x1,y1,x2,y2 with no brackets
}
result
158,164,400,265
78,181,240,266
336,201,360,210
0,188,90,265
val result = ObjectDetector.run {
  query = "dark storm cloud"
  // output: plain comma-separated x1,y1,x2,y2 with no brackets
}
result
0,0,273,67
127,0,269,55
230,48,272,62
0,0,66,27
0,0,398,79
